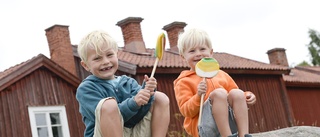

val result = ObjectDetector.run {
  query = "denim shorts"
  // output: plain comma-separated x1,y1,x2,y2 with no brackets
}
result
198,99,238,137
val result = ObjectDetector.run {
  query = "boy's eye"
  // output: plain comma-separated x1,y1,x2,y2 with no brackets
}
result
107,53,114,57
94,56,101,60
189,49,195,53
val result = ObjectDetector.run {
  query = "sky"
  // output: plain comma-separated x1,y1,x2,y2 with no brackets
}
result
1,0,320,71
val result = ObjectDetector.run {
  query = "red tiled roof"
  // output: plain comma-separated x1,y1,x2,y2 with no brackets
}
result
284,66,320,84
0,56,33,80
5,47,317,86
118,48,188,68
2,47,290,78
295,66,320,73
118,47,289,71
0,54,80,91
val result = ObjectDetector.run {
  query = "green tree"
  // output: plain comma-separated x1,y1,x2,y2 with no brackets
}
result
297,61,311,66
307,29,320,66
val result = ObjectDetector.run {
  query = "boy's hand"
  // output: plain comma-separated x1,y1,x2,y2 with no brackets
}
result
245,91,256,105
134,89,151,106
134,75,157,106
197,79,207,97
143,75,157,96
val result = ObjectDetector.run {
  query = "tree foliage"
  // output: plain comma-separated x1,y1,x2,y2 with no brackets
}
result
307,29,320,66
297,61,311,66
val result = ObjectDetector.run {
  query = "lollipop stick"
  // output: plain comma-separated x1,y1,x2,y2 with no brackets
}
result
150,58,159,78
198,78,206,126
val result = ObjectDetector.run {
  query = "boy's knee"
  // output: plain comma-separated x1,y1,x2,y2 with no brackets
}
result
209,88,228,99
154,92,170,106
101,99,118,114
228,89,246,100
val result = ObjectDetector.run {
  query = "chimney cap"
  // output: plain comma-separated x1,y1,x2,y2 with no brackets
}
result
45,24,69,31
116,17,144,27
266,48,286,54
163,21,187,31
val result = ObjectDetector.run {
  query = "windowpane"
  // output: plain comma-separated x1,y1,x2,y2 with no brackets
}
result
50,113,61,125
35,113,47,126
52,126,63,137
29,106,70,137
37,127,49,137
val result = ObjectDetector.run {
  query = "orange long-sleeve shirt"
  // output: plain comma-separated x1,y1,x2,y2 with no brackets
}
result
173,70,238,137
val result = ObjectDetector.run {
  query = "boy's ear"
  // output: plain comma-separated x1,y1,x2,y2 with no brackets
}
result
80,61,90,72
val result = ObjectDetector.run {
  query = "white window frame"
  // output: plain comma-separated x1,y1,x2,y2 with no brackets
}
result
28,106,70,137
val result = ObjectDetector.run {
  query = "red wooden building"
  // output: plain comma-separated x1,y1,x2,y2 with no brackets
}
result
0,17,319,137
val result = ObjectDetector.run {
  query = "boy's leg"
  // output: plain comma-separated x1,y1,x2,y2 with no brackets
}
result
228,89,249,137
151,91,170,137
131,92,169,137
198,99,220,137
210,88,232,137
95,98,123,137
130,111,152,137
198,100,238,137
228,107,238,135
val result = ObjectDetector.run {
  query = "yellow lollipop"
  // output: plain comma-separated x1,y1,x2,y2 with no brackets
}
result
195,57,220,126
195,57,219,78
150,33,166,78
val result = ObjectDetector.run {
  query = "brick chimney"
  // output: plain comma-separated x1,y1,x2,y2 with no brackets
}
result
45,25,77,76
163,21,187,54
116,17,148,54
267,48,289,67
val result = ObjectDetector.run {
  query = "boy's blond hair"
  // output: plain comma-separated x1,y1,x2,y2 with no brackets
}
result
177,28,213,56
78,30,118,63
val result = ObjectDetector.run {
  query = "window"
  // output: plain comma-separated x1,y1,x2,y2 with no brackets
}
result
28,106,70,137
